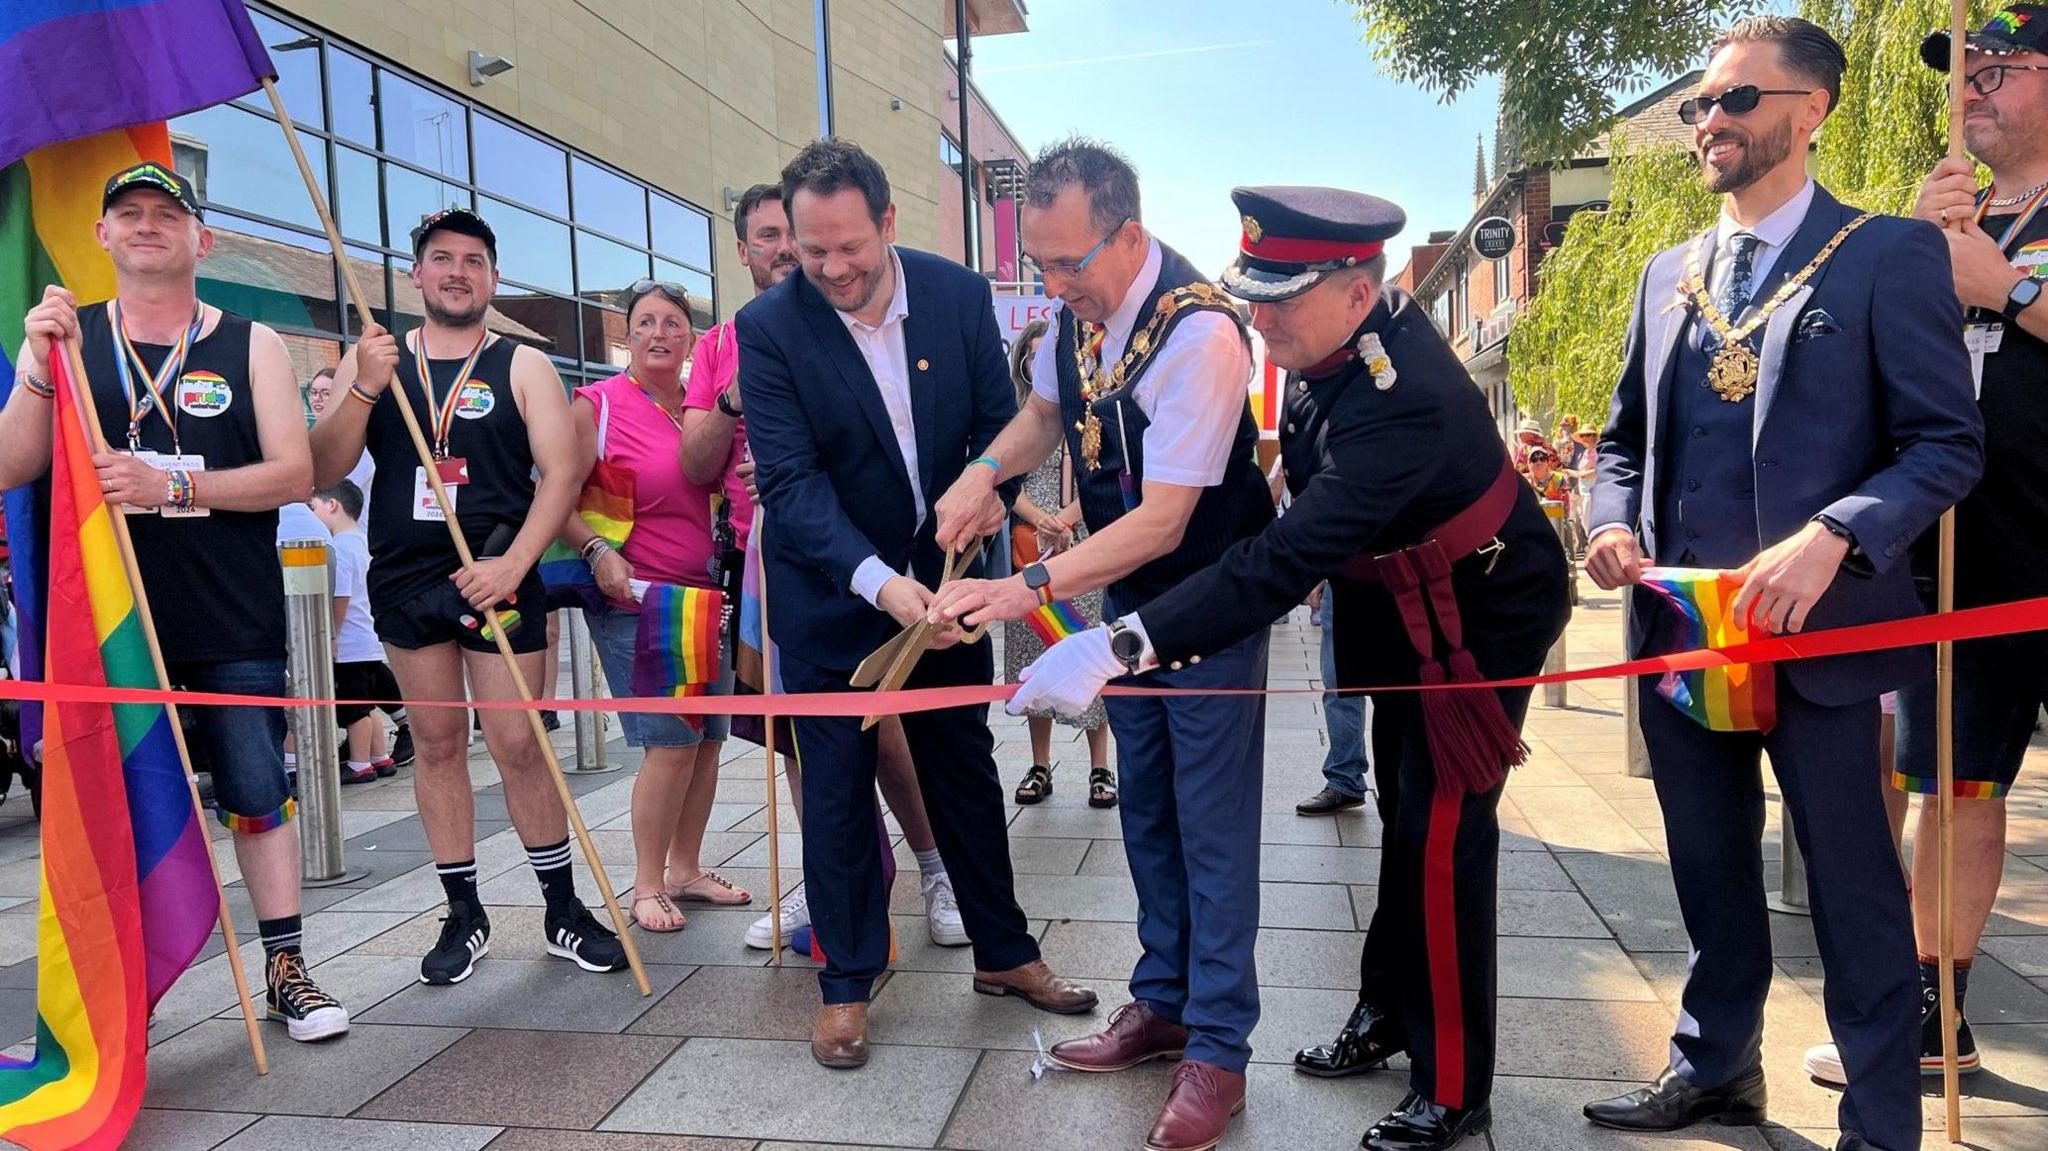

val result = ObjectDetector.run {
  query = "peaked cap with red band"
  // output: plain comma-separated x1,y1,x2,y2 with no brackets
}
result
1221,185,1406,302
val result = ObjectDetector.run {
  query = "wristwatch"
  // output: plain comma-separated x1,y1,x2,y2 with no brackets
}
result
1022,562,1053,605
2003,275,2042,322
715,387,742,418
1106,619,1146,675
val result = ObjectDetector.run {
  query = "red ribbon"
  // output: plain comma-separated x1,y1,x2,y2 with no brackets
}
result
3,595,2043,717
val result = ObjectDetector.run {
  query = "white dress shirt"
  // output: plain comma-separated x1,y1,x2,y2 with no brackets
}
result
1030,236,1251,487
843,246,925,607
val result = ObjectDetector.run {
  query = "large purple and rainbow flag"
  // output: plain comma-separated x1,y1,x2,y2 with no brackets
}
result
0,357,219,1150
1640,566,1778,734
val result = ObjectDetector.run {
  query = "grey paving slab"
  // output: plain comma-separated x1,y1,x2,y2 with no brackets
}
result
488,1132,755,1151
1075,838,1130,878
1010,873,1141,923
886,913,1055,975
211,953,426,1024
354,817,512,855
1780,953,2048,1027
865,969,1117,1052
214,1115,501,1151
358,957,689,1032
122,1108,258,1151
1497,937,1659,1002
1244,984,1365,1066
360,1027,681,1129
1260,810,1345,846
1257,881,1357,931
152,910,416,1041
1259,843,1380,884
601,1037,977,1145
1003,834,1091,875
1982,933,2048,979
1558,850,1689,950
1036,919,1143,983
144,1019,466,1117
1499,888,1613,939
1495,997,1676,1081
1007,804,1126,839
1499,847,1577,891
1255,928,1368,990
629,962,853,1041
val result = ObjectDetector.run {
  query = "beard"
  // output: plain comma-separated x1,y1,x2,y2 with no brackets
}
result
1701,118,1795,194
749,257,798,294
423,292,488,328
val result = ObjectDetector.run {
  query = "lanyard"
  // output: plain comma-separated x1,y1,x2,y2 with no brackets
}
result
628,374,685,433
109,301,203,454
1974,183,2048,254
411,328,487,458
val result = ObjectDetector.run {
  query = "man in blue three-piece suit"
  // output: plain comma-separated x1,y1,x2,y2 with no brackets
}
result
736,139,1098,1071
1581,17,1983,1151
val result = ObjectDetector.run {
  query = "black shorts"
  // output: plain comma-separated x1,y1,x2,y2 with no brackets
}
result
334,660,405,726
372,574,548,655
1894,631,2048,799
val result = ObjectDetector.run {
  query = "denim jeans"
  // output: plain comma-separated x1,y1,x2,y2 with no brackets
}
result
1315,587,1371,798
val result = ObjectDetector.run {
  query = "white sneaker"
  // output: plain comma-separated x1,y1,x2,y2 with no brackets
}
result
745,886,808,950
922,870,968,947
1803,1042,1846,1087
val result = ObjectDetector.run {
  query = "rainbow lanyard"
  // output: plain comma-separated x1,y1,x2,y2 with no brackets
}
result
410,328,487,459
1975,182,2048,255
109,301,203,454
628,374,685,433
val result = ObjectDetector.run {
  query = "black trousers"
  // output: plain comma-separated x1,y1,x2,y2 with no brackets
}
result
779,641,1038,1003
1637,671,1920,1151
1356,686,1529,1111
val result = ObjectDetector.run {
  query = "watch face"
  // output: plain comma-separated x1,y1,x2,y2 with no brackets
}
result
2018,278,2044,307
1110,628,1144,659
1024,563,1050,589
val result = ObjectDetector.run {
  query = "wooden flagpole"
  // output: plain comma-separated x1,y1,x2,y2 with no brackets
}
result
1937,0,1968,1140
758,507,783,964
56,339,268,1076
258,78,650,996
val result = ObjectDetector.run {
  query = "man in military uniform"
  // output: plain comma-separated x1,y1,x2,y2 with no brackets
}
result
1010,186,1570,1151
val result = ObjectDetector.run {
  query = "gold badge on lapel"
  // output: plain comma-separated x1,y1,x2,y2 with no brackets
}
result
917,358,929,371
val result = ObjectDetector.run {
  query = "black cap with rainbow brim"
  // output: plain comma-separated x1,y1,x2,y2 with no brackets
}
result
1922,4,2048,70
102,162,202,219
410,205,498,263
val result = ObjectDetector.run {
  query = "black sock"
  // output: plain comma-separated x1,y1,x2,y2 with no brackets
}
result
258,914,302,961
528,837,579,915
437,859,482,916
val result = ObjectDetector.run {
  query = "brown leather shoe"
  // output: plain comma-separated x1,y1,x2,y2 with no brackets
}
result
811,1002,869,1069
1049,1001,1189,1072
1147,1060,1246,1151
972,958,1099,1015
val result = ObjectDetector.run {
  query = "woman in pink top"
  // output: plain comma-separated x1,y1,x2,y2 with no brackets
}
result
560,281,748,933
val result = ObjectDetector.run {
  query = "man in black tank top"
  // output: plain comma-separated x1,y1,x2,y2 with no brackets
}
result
311,207,626,985
928,139,1275,1151
0,163,349,1042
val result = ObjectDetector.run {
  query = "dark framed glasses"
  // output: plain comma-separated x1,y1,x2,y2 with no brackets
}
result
1965,63,2048,97
1677,84,1817,125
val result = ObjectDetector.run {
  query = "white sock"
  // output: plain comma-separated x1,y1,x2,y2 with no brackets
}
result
346,760,373,773
914,848,945,880
282,751,297,768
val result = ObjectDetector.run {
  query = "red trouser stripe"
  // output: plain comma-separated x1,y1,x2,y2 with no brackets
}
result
1423,791,1466,1109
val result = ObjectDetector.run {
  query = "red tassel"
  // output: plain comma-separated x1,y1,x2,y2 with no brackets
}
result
1418,651,1528,796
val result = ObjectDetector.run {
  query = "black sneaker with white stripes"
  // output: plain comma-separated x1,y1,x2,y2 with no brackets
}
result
544,904,629,973
420,904,491,985
265,950,350,1041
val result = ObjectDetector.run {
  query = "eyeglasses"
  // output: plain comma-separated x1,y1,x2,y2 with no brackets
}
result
1028,217,1131,278
1677,85,1817,125
1965,63,2048,97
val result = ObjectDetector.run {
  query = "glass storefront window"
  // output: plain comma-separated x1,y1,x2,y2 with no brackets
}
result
580,303,631,368
172,104,328,230
199,214,342,333
577,230,651,307
654,258,716,328
484,197,575,296
385,163,469,250
476,115,568,217
573,157,647,246
651,196,712,272
335,146,379,247
378,71,469,180
328,47,376,147
246,11,324,131
492,291,579,359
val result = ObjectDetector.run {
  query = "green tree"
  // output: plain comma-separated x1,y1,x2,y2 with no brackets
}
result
1341,0,1766,163
1505,0,1987,426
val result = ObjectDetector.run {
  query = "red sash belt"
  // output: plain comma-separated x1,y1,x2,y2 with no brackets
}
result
1342,457,1530,795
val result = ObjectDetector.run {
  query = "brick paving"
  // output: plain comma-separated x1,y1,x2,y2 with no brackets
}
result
0,585,2041,1150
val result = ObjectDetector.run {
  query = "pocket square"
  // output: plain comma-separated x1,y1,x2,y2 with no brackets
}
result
1793,308,1840,341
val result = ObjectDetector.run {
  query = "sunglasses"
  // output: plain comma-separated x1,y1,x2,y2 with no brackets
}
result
1027,217,1131,279
1677,84,1816,125
628,278,694,312
1965,63,2048,97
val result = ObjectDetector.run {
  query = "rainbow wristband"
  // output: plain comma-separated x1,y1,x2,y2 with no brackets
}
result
165,468,196,510
969,454,1001,480
347,382,381,406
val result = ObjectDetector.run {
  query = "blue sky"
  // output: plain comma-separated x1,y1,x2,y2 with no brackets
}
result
966,0,1507,279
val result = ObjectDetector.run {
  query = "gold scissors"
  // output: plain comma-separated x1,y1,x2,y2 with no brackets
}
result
851,537,992,730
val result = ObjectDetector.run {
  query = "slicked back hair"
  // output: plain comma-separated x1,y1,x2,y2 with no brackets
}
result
1710,16,1848,112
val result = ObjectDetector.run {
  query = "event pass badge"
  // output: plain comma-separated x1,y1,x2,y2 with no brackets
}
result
126,451,208,518
413,456,469,522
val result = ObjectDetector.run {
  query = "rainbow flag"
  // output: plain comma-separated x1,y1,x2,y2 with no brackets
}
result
1025,599,1089,647
0,356,218,1150
0,1,273,170
1640,566,1778,733
538,458,635,612
630,584,725,700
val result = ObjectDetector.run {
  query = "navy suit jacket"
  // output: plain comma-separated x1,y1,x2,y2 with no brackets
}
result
1591,186,1984,704
737,246,1018,672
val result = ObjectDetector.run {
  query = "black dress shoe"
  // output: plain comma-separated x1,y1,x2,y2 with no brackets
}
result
1297,786,1367,815
1296,1001,1405,1078
1361,1092,1490,1150
1583,1065,1766,1131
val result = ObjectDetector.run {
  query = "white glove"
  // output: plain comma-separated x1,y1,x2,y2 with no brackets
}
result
1009,626,1124,719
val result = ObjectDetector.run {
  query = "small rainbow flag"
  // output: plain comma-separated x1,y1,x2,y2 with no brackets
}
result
537,457,635,612
1640,566,1777,733
0,356,218,1150
631,584,725,701
1025,599,1089,647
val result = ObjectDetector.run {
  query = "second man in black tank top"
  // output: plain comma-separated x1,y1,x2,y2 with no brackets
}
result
311,206,625,984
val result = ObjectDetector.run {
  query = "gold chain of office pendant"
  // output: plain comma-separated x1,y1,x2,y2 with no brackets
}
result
1683,213,1873,403
1071,281,1231,469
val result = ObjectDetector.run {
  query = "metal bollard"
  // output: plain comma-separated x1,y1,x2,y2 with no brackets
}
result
1621,593,1654,778
1542,629,1569,709
280,539,358,885
567,608,614,773
1769,793,1812,915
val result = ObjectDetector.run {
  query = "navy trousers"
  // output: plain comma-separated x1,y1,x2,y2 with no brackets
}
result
781,642,1039,1003
1103,626,1269,1071
1637,671,1920,1151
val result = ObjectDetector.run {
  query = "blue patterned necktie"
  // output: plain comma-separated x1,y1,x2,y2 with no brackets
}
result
1715,231,1762,320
